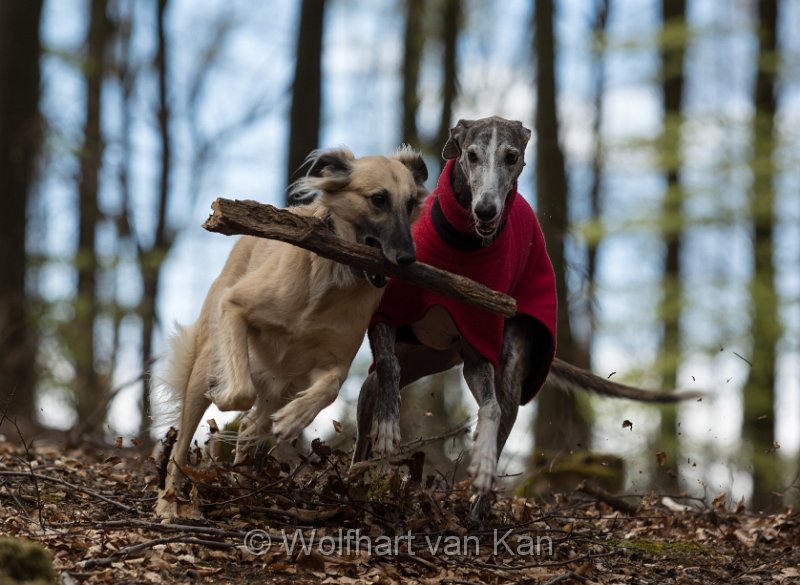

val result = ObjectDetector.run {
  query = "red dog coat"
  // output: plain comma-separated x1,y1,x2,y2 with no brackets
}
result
371,159,558,403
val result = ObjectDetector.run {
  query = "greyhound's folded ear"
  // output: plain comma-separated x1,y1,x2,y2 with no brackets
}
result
515,121,533,148
392,146,429,200
289,148,355,203
442,119,474,159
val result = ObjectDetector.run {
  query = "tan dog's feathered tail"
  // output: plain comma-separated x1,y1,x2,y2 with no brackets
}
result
152,324,198,431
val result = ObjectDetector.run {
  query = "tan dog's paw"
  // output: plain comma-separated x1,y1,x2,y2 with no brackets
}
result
207,383,257,412
155,487,203,520
271,402,313,441
155,490,177,520
370,418,401,456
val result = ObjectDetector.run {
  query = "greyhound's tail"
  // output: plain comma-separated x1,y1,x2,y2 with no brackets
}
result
150,323,198,432
547,358,703,403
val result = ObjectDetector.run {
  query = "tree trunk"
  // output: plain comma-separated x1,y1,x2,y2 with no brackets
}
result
0,0,43,433
286,0,326,193
532,0,590,453
401,0,424,150
401,0,465,469
743,0,781,512
585,0,608,345
138,0,174,440
656,0,687,492
433,0,460,157
425,0,463,463
398,0,426,455
74,0,110,425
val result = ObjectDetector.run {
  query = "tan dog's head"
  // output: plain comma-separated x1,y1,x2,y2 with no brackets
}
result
290,147,428,278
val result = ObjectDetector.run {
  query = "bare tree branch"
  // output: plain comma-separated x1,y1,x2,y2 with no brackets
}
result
202,198,517,317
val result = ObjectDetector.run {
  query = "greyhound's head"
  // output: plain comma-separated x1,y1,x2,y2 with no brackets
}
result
442,117,531,240
290,147,428,285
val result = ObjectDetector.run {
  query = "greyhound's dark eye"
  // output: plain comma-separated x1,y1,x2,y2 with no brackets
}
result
505,152,519,165
467,151,479,164
370,192,388,209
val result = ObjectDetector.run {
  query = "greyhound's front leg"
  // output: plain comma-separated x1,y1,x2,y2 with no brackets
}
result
462,343,501,494
208,289,258,411
367,323,402,456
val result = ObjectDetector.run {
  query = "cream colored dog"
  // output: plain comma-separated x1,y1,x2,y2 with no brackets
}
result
154,147,428,518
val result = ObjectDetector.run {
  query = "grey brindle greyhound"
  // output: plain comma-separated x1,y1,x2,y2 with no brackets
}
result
353,117,698,511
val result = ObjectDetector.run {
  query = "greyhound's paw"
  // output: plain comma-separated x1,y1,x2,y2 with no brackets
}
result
208,382,257,412
370,418,401,456
468,444,497,494
271,402,314,442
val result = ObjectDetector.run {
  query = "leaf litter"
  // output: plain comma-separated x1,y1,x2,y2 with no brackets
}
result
1,437,798,584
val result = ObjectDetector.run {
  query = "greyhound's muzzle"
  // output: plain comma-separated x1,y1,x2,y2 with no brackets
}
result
474,195,502,237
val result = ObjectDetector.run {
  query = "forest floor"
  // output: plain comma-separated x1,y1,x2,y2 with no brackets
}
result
1,436,798,585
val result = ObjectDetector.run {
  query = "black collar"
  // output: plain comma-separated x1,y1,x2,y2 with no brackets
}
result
431,197,490,251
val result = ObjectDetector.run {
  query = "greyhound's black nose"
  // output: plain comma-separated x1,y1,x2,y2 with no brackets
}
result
474,201,498,221
396,250,416,265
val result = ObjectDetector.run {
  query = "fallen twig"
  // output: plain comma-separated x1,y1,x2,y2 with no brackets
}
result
56,518,249,539
80,535,238,569
543,570,590,584
393,418,474,454
577,481,639,515
461,550,617,572
0,471,136,513
157,426,178,490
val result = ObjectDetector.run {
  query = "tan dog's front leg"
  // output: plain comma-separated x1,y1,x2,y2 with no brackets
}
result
233,405,272,467
271,368,344,441
208,290,258,411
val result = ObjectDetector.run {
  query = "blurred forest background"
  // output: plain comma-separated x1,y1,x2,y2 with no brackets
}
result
1,0,798,512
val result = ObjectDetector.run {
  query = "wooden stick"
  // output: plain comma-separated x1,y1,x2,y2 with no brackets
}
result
577,481,639,515
203,198,517,317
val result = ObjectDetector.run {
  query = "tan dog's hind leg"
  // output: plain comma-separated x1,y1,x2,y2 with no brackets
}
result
156,371,211,519
207,289,257,411
271,368,344,441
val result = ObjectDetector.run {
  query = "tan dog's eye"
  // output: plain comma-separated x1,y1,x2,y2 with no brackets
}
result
406,199,416,214
370,192,388,209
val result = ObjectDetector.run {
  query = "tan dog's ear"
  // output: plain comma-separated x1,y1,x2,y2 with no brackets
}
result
306,148,354,182
442,119,473,159
393,146,428,198
289,148,355,203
